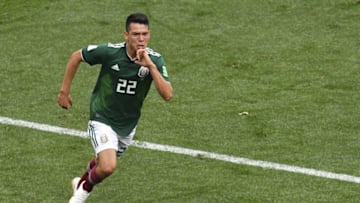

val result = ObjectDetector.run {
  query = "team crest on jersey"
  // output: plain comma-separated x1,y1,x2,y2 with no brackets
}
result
138,66,149,79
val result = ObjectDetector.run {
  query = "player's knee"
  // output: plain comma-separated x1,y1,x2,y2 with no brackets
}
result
98,163,116,176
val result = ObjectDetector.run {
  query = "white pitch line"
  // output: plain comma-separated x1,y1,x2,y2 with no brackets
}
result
1,116,360,184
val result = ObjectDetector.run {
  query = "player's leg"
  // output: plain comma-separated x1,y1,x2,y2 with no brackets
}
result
83,121,119,190
69,120,119,203
83,124,136,191
84,148,117,192
83,125,136,190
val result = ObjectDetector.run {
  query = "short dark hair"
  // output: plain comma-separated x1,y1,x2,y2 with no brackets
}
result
125,13,149,32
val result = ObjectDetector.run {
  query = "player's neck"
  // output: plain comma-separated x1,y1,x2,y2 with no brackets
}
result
125,44,137,61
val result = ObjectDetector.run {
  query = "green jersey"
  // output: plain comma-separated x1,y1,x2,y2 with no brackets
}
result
81,42,170,136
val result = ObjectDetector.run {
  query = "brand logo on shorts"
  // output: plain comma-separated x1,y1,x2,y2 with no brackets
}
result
138,66,149,79
100,135,109,144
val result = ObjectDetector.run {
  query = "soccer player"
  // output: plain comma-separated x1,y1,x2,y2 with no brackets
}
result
57,13,173,203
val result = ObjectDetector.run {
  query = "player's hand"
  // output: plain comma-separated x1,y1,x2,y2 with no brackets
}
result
57,91,72,109
135,49,155,68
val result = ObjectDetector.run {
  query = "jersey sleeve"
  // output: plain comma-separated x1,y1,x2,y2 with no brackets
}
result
81,44,108,65
153,56,171,82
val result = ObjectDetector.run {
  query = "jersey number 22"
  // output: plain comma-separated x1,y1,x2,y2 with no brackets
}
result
116,79,137,95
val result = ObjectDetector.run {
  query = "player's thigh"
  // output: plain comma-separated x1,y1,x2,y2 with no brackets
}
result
88,120,119,155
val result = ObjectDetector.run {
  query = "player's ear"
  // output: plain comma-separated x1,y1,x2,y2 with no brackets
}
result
123,31,129,41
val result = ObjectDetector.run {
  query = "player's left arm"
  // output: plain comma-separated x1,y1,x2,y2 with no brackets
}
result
135,49,173,101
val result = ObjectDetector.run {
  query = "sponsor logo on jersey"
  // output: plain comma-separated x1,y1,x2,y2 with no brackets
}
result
138,66,149,79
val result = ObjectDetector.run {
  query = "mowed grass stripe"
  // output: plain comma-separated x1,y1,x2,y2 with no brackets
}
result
1,115,360,184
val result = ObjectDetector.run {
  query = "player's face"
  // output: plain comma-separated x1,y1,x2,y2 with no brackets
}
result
124,23,150,57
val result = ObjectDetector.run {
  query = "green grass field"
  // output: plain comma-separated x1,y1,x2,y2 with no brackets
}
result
1,0,360,202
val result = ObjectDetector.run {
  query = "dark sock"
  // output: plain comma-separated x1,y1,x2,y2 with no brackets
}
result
78,158,97,189
86,158,97,173
83,166,102,192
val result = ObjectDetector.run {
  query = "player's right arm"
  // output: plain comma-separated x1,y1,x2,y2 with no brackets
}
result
57,49,82,109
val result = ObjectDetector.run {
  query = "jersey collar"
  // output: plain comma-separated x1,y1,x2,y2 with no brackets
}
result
125,43,137,62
